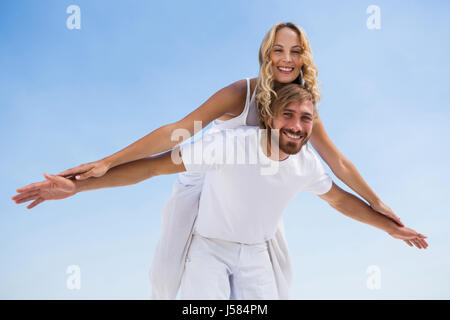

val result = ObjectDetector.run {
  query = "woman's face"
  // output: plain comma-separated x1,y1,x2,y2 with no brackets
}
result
269,27,303,83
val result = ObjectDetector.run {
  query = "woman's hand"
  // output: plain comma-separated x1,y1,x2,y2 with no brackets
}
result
56,159,110,181
371,200,404,227
12,173,77,209
387,225,428,249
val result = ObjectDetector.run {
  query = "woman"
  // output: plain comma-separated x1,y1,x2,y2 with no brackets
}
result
23,22,417,298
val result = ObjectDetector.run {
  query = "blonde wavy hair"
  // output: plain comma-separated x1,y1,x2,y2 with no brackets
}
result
256,22,321,127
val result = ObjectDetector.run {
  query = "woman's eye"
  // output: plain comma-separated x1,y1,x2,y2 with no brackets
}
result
292,51,301,55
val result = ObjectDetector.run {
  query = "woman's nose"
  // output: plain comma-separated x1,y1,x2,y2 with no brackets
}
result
282,52,292,63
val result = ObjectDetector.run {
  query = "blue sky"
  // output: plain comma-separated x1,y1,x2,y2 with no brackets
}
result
1,0,449,299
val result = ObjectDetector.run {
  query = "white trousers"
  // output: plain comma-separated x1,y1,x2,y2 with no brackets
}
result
150,174,293,300
179,232,279,300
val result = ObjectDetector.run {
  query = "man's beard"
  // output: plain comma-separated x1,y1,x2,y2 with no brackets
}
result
270,128,309,155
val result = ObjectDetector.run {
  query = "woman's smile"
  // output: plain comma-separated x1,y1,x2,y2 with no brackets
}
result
277,66,295,74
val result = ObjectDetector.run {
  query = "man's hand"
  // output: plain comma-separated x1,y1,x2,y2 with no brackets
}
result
388,226,429,249
12,173,77,209
12,150,186,211
319,183,429,250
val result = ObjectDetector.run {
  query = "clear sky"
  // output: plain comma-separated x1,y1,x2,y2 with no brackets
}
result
1,0,449,299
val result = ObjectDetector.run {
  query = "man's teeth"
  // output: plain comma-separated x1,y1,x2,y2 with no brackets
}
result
278,67,293,72
284,132,301,139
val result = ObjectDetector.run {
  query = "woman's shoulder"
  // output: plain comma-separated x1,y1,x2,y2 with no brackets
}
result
229,77,258,102
226,77,257,95
215,78,255,119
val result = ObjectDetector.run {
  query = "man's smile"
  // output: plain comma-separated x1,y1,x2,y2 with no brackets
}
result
281,129,304,142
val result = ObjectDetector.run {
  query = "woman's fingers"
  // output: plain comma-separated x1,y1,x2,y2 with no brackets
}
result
56,168,91,180
394,216,404,227
383,210,403,226
44,172,69,187
44,172,62,182
391,217,404,227
387,213,404,227
60,174,75,179
27,197,45,209
373,202,405,227
56,166,83,177
404,240,413,247
56,161,108,180
74,170,94,180
56,163,93,178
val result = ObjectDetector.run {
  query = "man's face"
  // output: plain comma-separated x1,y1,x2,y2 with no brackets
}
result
270,100,314,155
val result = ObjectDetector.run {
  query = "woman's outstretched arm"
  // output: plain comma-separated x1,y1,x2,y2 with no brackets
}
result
56,80,248,180
309,114,404,227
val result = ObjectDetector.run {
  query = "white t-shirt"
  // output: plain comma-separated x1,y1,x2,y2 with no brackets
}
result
180,126,332,244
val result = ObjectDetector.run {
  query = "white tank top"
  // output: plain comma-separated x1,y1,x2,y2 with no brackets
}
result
210,78,258,132
178,78,258,185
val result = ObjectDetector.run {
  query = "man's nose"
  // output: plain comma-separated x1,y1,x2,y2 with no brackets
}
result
287,118,303,132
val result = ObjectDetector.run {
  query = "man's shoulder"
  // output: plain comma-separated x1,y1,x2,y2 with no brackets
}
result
290,144,324,172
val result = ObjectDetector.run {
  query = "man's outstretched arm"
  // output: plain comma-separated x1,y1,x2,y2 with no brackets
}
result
12,149,185,209
76,148,185,192
319,183,428,249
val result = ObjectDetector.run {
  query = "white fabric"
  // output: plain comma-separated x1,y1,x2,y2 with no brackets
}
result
150,78,294,299
179,232,278,300
181,126,333,244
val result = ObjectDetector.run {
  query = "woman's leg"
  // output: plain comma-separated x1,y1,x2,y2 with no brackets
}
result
268,220,293,299
150,174,204,299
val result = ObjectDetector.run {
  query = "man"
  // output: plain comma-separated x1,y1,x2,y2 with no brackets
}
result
12,84,428,299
